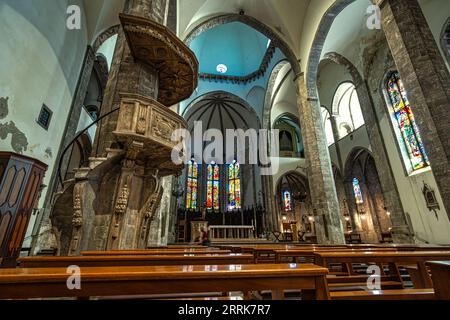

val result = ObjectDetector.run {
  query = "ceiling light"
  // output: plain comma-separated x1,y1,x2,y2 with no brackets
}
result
216,64,228,74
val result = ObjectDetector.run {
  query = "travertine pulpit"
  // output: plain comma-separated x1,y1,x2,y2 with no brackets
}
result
51,9,198,255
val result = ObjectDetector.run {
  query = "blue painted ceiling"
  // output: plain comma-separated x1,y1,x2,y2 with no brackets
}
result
189,22,270,77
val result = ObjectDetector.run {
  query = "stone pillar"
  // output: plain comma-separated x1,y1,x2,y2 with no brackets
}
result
92,0,169,157
356,81,413,243
323,52,413,243
261,174,277,231
375,0,450,221
296,76,345,244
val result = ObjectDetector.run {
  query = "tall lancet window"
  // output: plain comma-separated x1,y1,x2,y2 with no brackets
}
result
283,191,292,212
207,162,220,211
227,160,241,210
386,72,430,172
352,178,364,205
186,159,198,210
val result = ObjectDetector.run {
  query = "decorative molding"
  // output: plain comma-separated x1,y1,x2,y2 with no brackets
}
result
115,181,130,215
72,185,82,227
92,25,120,53
119,14,199,106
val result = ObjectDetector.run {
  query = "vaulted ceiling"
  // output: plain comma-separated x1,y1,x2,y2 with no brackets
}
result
82,0,364,74
189,22,270,76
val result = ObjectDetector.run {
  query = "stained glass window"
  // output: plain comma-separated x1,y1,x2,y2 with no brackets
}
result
186,159,198,210
227,160,241,210
386,72,430,172
352,178,364,205
283,191,292,212
207,162,220,211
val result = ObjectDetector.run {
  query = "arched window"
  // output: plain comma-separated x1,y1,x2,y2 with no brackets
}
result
207,162,220,211
352,178,364,205
321,107,335,146
282,190,292,212
227,160,241,210
186,159,198,210
332,82,365,139
386,72,429,172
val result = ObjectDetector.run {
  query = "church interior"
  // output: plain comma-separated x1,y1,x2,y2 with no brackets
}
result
1,0,450,301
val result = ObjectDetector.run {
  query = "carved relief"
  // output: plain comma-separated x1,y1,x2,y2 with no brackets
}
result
119,14,198,106
124,141,144,168
114,94,186,174
72,185,83,228
115,181,130,215
144,187,163,220
152,114,176,142
136,104,148,135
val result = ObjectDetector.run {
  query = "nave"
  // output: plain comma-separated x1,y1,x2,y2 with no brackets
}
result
1,242,450,300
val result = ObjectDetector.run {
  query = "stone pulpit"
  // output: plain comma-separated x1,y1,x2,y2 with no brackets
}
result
50,2,198,255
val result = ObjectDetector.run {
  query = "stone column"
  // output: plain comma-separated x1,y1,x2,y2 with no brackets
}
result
356,81,413,243
261,174,277,232
296,76,345,244
323,52,413,243
92,0,169,157
374,0,450,220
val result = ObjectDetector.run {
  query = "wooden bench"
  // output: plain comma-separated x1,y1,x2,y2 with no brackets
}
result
427,261,450,299
345,233,362,244
81,249,230,256
274,247,398,264
330,288,435,300
18,253,255,268
314,251,450,291
0,263,330,300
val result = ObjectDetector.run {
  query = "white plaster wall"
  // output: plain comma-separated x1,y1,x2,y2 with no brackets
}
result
317,61,353,110
0,1,88,247
338,126,371,166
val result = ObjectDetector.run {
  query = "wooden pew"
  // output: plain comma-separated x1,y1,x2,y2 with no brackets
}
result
330,289,435,300
315,251,450,299
81,249,230,256
18,253,254,268
0,263,330,300
427,261,450,300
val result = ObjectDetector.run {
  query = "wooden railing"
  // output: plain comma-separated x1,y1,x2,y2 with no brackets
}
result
209,226,255,241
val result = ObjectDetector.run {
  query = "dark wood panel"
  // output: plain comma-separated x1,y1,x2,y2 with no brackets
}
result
0,152,47,267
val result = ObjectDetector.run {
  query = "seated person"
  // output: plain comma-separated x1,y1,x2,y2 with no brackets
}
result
200,227,210,246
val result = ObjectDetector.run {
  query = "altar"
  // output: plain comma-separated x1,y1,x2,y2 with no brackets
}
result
190,220,208,243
